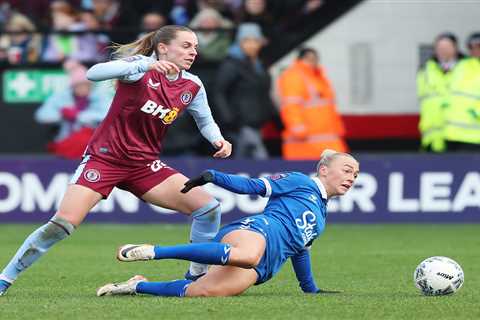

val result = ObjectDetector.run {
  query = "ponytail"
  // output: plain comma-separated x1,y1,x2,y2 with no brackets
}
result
111,25,194,60
111,31,157,59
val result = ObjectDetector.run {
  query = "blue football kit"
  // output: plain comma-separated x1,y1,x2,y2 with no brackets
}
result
211,170,328,291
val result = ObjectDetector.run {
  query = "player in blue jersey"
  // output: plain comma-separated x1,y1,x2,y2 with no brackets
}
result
97,149,359,297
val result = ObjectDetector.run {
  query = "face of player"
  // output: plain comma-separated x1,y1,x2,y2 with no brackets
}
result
319,155,359,197
158,31,198,70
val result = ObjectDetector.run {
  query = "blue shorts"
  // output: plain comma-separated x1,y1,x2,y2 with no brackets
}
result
213,214,292,285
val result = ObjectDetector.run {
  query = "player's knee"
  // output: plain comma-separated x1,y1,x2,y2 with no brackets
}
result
243,253,262,268
191,199,221,240
192,199,221,222
49,215,76,236
229,247,262,268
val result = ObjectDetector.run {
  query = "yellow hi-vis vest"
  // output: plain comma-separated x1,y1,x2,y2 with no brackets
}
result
444,57,480,144
416,60,451,152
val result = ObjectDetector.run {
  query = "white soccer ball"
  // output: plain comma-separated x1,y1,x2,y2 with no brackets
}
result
414,256,464,296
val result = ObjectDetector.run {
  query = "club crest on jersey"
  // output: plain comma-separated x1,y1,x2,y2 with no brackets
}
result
148,78,161,90
141,100,180,125
269,173,287,181
180,91,192,105
84,169,100,183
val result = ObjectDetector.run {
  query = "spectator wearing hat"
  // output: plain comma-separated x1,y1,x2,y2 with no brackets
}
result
417,32,465,152
34,59,113,159
212,22,278,159
442,32,480,151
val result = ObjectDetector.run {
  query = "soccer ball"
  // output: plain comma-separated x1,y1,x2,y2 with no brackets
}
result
414,256,464,296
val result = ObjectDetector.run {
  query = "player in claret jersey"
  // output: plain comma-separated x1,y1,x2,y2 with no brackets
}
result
0,25,231,296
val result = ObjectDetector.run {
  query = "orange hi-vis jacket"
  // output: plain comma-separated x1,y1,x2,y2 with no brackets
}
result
277,60,348,159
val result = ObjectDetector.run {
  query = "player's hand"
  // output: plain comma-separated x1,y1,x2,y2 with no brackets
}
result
316,288,342,294
148,61,180,75
212,139,232,158
181,171,215,193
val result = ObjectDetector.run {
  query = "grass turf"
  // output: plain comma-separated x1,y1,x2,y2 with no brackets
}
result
0,224,479,320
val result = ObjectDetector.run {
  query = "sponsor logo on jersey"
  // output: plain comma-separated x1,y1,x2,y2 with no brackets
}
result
147,78,161,89
295,210,318,246
84,169,101,183
180,91,192,105
140,100,179,125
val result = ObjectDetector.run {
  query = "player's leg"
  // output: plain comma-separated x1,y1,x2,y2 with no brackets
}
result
186,265,258,297
140,169,221,279
117,229,266,269
0,184,102,295
97,265,258,298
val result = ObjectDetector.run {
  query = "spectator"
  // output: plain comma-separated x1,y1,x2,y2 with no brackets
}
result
417,32,464,152
443,32,480,151
72,9,110,62
41,0,79,62
0,10,42,64
189,7,233,61
276,47,348,160
213,23,277,159
34,59,113,159
91,0,138,41
141,11,168,33
232,0,275,42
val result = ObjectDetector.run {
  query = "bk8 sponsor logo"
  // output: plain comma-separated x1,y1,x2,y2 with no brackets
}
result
141,100,179,125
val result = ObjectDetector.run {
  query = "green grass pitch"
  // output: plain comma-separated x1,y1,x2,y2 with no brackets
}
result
0,224,479,320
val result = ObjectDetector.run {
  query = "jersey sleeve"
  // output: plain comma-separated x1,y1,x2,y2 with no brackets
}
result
187,85,224,144
86,55,154,82
210,170,267,196
290,249,320,294
260,172,305,197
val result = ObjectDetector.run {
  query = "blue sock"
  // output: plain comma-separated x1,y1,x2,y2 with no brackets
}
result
188,199,222,275
136,279,193,297
154,243,231,265
0,216,75,282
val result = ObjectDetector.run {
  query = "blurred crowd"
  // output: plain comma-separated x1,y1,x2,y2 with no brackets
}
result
1,1,478,159
0,0,323,64
1,0,333,160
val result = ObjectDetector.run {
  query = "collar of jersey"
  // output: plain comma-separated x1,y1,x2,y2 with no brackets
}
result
311,177,328,200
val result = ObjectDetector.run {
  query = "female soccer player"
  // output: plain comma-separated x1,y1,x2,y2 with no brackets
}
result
0,25,232,296
97,150,359,297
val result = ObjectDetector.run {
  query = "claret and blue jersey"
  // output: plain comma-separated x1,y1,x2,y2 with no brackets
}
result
210,170,328,288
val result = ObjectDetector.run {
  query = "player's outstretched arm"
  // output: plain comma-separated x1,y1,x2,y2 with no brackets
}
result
181,170,267,196
86,56,154,81
291,249,320,293
291,249,341,294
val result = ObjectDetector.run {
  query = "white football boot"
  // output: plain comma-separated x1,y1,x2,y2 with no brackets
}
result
116,244,155,262
96,275,147,297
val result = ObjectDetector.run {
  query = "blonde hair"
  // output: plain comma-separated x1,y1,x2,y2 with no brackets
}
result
315,149,357,172
111,25,193,59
